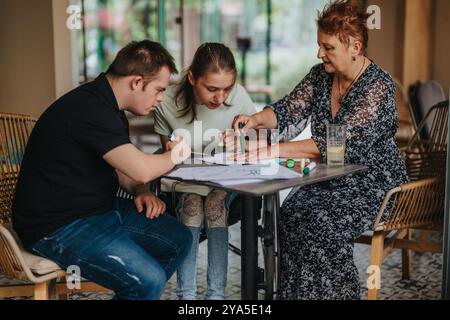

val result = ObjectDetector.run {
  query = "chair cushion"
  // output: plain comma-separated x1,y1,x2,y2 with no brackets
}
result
3,223,61,275
21,251,61,275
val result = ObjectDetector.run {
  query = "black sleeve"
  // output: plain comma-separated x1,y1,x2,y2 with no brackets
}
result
68,104,131,157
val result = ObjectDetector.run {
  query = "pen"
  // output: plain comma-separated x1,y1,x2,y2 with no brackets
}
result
168,133,176,141
238,122,246,155
303,161,317,175
300,159,306,172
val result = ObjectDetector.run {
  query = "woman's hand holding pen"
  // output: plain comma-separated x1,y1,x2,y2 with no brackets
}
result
220,114,265,153
231,114,258,134
231,108,278,133
222,129,268,154
233,144,278,162
221,130,246,154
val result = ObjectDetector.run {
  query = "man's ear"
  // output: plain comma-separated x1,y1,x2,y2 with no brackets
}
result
130,76,144,91
187,71,195,86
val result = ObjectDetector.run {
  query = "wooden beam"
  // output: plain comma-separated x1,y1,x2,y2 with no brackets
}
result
55,281,110,295
403,0,434,90
0,284,34,298
393,238,443,253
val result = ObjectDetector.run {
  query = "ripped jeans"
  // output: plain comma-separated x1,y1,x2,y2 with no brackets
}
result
176,190,237,300
28,197,192,300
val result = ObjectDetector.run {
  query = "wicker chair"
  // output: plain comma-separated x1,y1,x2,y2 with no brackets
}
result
403,101,449,181
356,176,444,300
355,100,448,300
0,112,108,300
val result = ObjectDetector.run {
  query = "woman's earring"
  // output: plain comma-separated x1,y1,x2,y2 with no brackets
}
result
352,56,356,62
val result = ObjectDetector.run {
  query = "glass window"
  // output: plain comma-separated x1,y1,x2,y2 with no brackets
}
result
75,0,329,102
178,0,330,102
75,0,159,82
270,0,329,100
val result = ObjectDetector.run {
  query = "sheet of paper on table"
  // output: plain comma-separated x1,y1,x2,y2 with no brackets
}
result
166,162,301,186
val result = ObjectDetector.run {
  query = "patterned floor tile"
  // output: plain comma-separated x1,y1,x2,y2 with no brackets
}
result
0,225,443,300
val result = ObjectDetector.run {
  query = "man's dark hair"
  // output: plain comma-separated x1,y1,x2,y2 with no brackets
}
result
106,40,178,85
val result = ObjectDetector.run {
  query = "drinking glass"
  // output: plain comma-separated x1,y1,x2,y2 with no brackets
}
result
326,124,347,167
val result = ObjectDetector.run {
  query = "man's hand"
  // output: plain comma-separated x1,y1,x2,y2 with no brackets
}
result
166,136,191,164
134,187,166,219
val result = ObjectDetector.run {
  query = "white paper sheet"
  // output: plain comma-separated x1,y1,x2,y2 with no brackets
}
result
166,163,301,186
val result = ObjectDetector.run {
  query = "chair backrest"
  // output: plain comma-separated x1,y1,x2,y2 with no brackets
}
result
404,101,448,181
395,79,416,146
378,176,445,232
416,81,446,138
0,113,36,224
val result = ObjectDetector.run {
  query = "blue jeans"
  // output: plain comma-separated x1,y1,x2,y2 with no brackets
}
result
29,197,193,300
176,192,236,300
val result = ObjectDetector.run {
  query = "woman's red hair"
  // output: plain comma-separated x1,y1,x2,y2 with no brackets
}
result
317,0,370,53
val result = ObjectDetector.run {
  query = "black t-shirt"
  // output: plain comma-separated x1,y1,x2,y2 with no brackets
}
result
12,73,131,248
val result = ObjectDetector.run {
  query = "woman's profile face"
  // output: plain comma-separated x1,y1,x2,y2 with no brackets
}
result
188,70,236,110
317,31,354,74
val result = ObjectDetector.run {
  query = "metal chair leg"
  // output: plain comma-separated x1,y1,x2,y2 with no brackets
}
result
261,193,279,300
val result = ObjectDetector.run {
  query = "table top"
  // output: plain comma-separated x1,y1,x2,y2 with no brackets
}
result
164,163,368,196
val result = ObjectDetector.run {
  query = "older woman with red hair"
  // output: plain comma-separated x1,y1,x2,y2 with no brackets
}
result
231,0,408,299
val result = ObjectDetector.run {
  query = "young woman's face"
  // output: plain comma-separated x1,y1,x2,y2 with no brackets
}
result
317,31,356,74
189,70,236,109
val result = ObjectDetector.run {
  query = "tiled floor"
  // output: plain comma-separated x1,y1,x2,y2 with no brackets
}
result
160,223,444,300
1,221,443,300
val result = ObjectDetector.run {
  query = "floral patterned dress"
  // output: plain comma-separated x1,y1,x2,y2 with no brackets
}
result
269,63,408,300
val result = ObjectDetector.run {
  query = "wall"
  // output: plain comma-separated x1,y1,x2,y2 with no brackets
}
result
433,0,450,97
403,0,434,91
52,0,76,99
367,0,405,80
0,0,74,117
368,0,449,98
0,0,56,117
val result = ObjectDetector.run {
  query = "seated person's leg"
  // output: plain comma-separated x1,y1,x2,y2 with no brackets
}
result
115,197,193,280
175,193,204,300
204,189,234,300
29,210,171,300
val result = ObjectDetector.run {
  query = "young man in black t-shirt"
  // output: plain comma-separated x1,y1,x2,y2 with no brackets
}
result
12,40,192,300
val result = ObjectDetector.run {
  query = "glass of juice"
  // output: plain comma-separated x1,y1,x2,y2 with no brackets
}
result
327,124,347,167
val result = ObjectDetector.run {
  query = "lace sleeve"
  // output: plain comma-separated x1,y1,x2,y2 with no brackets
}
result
267,66,318,142
345,77,397,163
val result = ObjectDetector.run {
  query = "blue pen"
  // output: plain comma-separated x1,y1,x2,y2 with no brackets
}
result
303,161,317,175
238,122,246,155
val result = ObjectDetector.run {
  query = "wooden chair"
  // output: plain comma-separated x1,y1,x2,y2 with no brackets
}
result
403,101,449,180
356,176,444,300
355,100,448,300
0,112,109,300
